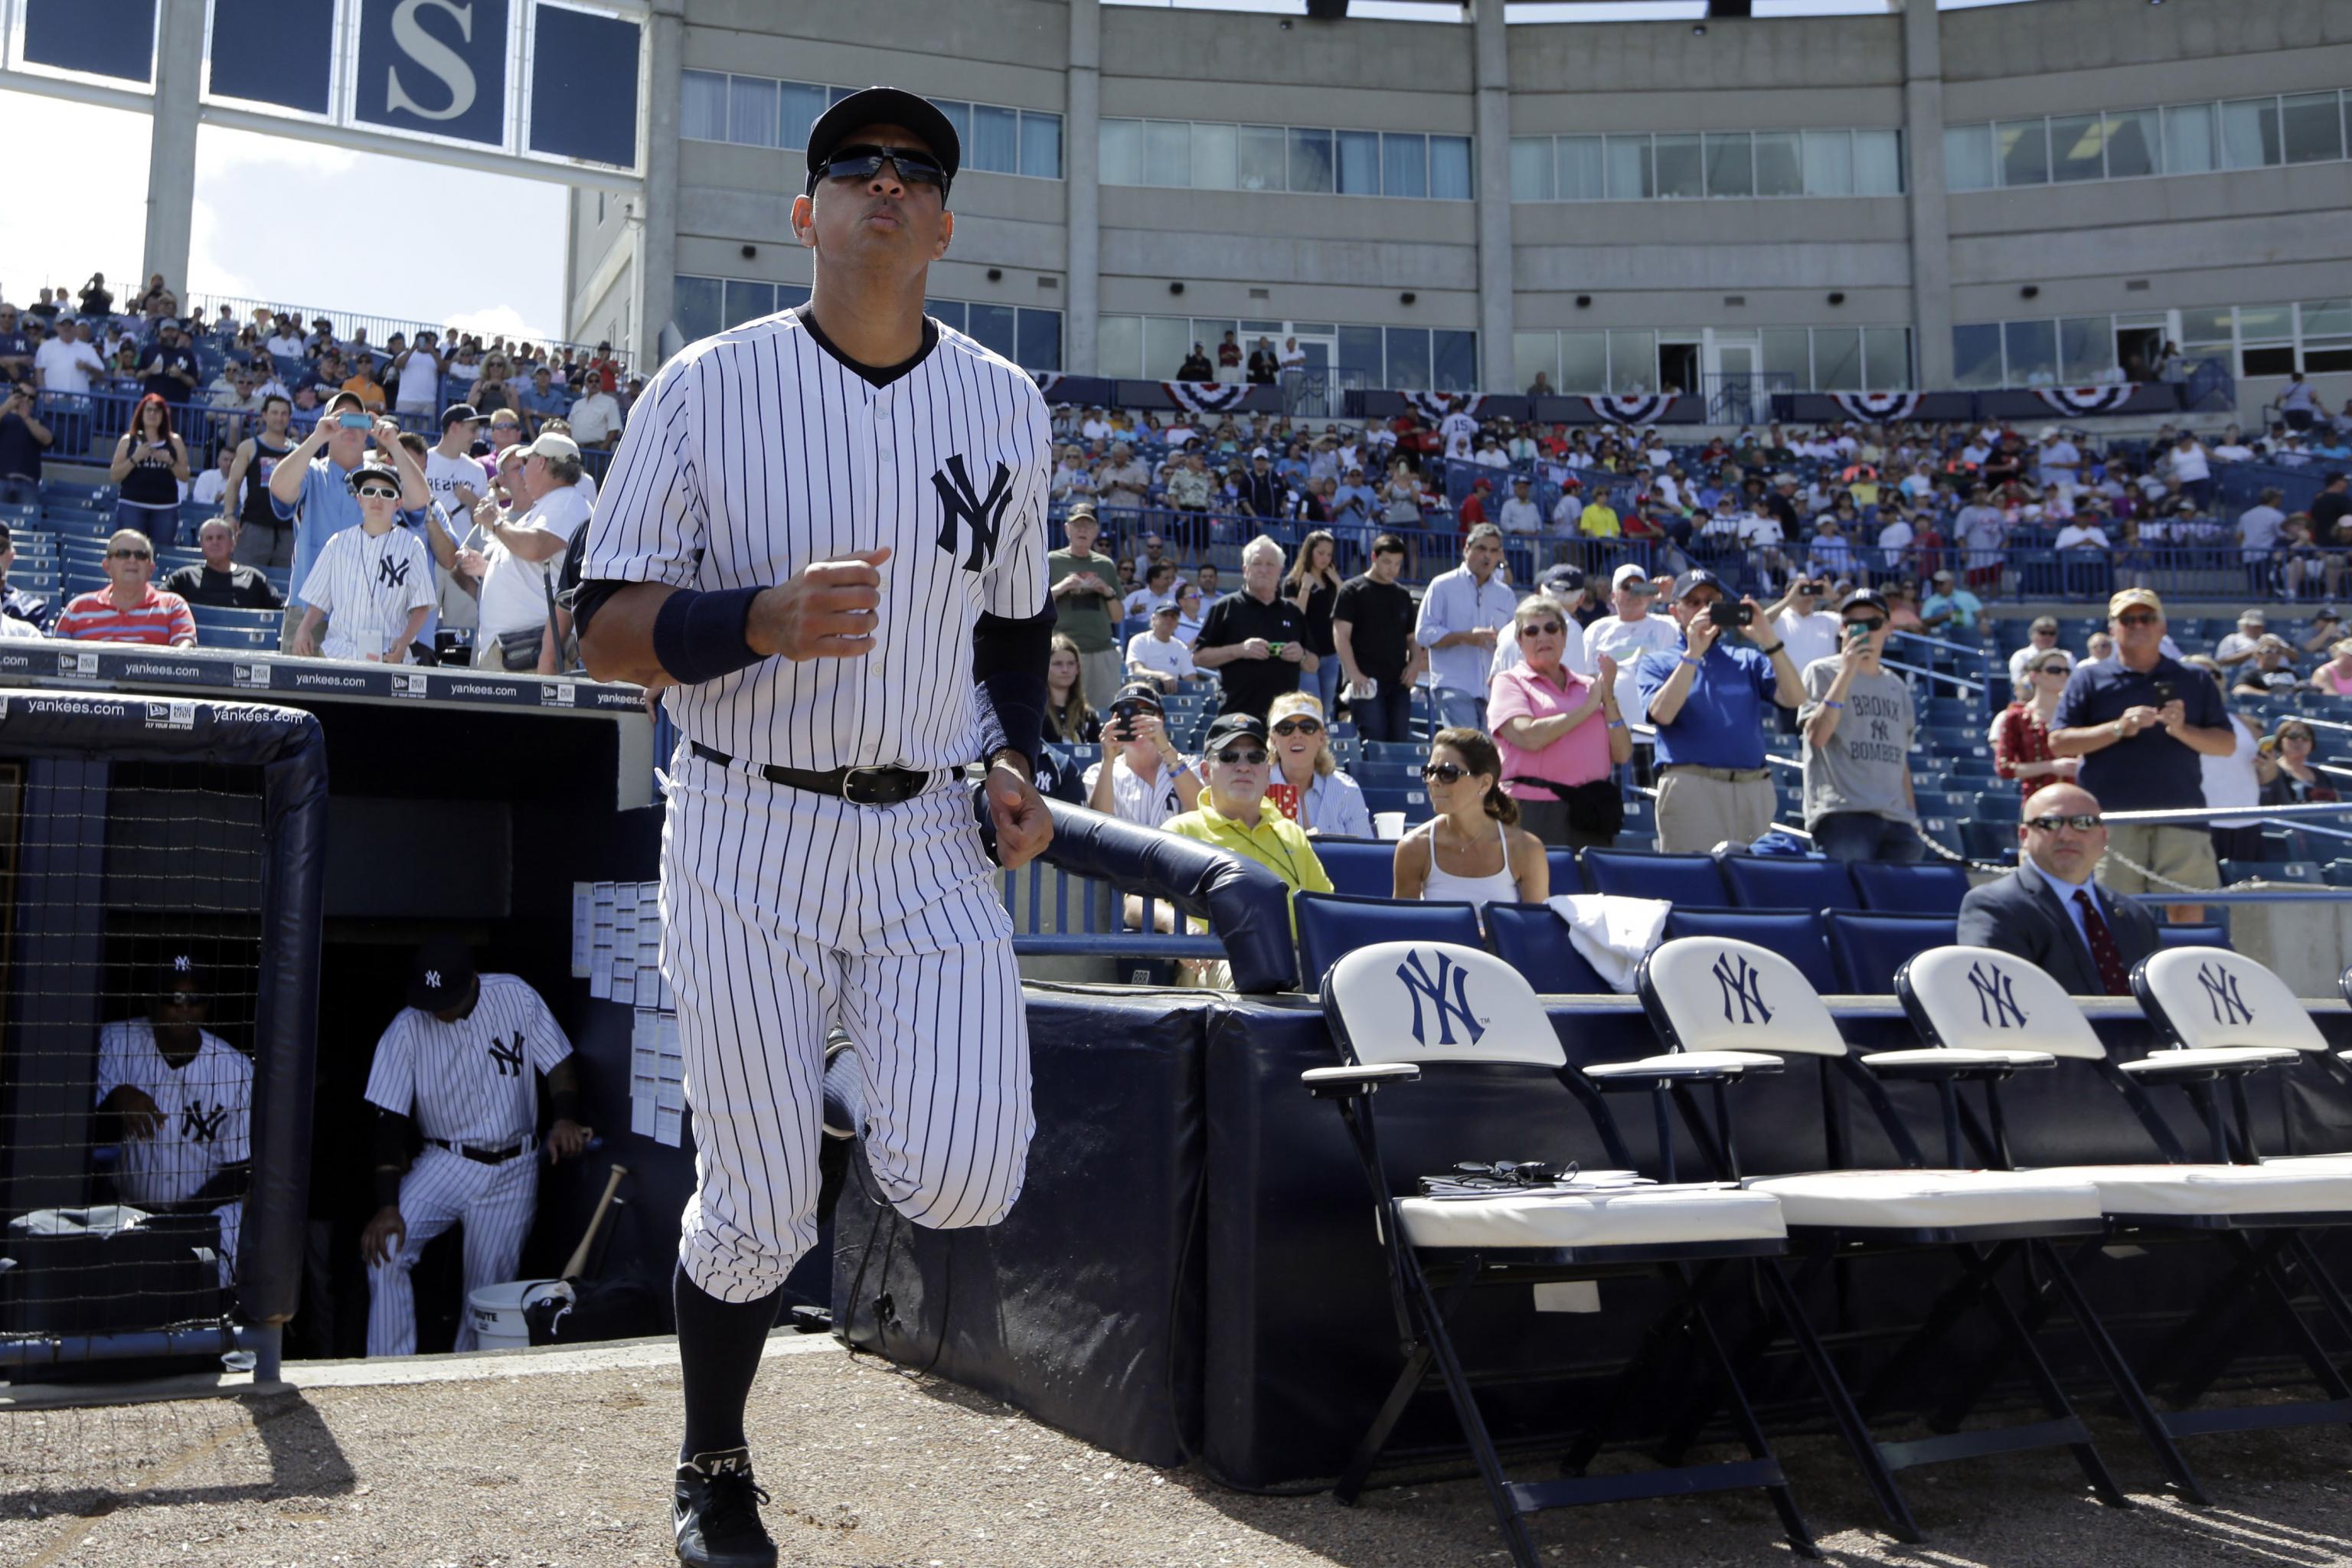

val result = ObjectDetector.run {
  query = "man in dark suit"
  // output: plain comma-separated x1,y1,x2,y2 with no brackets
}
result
1956,782,2159,995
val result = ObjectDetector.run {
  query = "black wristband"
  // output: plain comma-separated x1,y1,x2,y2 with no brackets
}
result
652,585,767,686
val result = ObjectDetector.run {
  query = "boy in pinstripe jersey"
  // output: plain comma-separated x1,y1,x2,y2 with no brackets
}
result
573,87,1054,1567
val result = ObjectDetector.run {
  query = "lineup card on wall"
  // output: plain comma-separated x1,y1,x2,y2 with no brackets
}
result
630,1008,688,1147
580,880,672,1008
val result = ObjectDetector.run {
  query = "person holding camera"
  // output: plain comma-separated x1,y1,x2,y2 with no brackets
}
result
267,391,430,652
1192,534,1315,720
1798,590,1922,863
1636,568,1802,854
1085,682,1201,828
0,379,53,505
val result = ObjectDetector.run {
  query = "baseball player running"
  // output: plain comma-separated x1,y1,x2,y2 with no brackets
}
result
95,952,252,1288
575,86,1054,1568
361,938,591,1356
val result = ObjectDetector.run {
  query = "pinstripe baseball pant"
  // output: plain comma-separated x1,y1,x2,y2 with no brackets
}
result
365,1146,537,1356
662,746,1034,1305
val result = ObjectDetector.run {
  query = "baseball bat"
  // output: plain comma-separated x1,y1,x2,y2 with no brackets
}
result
562,1164,629,1280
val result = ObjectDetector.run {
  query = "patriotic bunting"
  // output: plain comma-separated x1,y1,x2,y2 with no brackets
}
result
1403,390,1485,420
1583,394,1676,426
1160,381,1252,416
2034,384,2138,415
1830,391,1924,422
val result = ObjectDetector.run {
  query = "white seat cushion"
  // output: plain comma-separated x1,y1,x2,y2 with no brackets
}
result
1743,1168,2104,1230
2120,1047,2301,1076
2038,1162,2352,1217
1397,1184,1786,1250
1859,1048,2056,1071
1583,1050,1785,1080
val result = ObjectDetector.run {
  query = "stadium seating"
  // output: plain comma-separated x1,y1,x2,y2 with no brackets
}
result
1822,910,1959,993
1661,907,1838,994
1294,892,1482,994
2155,923,2230,949
1850,861,1971,916
1481,902,1610,995
1717,855,1860,914
1313,838,1395,900
1580,849,1726,904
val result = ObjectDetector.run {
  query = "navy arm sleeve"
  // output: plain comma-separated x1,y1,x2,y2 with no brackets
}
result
972,603,1057,771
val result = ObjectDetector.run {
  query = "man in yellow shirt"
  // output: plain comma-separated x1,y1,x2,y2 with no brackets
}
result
1577,495,1622,540
1160,713,1333,936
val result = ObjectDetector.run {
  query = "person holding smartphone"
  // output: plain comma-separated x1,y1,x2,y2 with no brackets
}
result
1635,568,1802,854
266,390,430,653
1798,590,1922,863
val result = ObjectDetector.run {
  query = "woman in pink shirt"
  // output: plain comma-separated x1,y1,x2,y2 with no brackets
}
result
1486,594,1632,848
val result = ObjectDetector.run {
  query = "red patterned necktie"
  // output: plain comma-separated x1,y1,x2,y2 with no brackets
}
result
2073,889,2132,996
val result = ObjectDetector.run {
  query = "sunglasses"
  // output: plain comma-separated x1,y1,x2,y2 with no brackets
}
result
1519,621,1565,637
2025,813,2103,833
1844,617,1886,634
817,144,949,189
1421,761,1472,783
355,484,400,499
2115,612,2160,627
109,548,153,560
1213,748,1268,767
1272,718,1322,737
2037,662,2071,675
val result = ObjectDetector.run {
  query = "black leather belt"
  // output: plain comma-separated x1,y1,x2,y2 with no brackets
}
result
691,741,934,805
429,1137,526,1165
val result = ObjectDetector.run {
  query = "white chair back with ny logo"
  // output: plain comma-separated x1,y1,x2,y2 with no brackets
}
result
2134,948,2328,1056
1638,937,1847,1058
1322,942,1563,1070
1897,946,2107,1060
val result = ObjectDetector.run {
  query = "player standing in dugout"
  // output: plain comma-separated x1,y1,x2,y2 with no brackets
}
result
575,87,1056,1568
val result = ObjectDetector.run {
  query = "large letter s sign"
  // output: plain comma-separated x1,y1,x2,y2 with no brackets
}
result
386,0,478,122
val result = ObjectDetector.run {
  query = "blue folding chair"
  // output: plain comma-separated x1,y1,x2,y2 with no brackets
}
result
1663,908,1837,994
1579,849,1727,905
1293,892,1484,994
1717,856,1860,913
1850,860,1971,916
1481,902,1609,994
1315,838,1397,900
1821,910,1958,993
2155,923,2230,950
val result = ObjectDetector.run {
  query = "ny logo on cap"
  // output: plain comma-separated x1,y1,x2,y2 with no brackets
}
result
425,969,443,988
172,954,192,972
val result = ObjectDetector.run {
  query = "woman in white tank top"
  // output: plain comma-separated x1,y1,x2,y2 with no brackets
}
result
1392,727,1550,916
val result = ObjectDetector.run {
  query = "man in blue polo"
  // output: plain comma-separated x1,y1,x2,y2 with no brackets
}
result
1636,567,1803,853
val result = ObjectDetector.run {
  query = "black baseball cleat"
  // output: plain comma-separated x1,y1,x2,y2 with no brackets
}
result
673,1448,777,1568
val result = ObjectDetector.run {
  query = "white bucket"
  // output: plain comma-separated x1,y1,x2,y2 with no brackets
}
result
468,1279,570,1351
1374,811,1406,841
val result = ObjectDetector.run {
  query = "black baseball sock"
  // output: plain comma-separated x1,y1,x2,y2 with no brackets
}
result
675,1263,786,1464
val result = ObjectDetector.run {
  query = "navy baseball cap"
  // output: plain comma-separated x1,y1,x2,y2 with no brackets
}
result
440,403,480,430
409,936,479,1012
1671,568,1728,603
1838,589,1891,617
1111,681,1165,710
805,87,961,198
346,461,400,492
152,949,207,998
1537,563,1587,597
1204,712,1269,749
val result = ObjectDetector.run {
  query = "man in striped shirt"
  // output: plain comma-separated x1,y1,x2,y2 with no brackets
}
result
55,529,196,646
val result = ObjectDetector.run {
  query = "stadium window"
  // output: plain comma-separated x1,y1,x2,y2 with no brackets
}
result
1606,330,1655,394
2178,305,2234,368
936,100,974,157
1338,130,1383,197
2162,103,2215,174
1753,131,1802,197
1144,315,1191,378
1951,325,2004,390
674,276,723,345
779,83,826,149
1513,332,1557,393
1386,327,1432,390
968,305,1018,363
778,285,810,312
1605,136,1653,200
1812,327,1864,392
1020,112,1063,180
1099,315,1142,378
1511,137,1553,201
1017,309,1062,373
1802,129,1853,196
1995,119,2048,186
1654,134,1703,199
1853,130,1903,194
1430,136,1472,200
1943,124,1994,191
1099,119,1142,185
2003,319,2059,386
2050,114,2104,183
1145,120,1190,188
2220,98,2279,170
2302,299,2352,374
1191,122,1238,189
1557,136,1606,201
681,71,727,143
1862,327,1913,391
728,76,779,149
723,279,776,329
1379,132,1426,199
1239,125,1287,192
2282,92,2344,165
1560,332,1607,392
1432,331,1478,394
2058,316,2116,383
1703,132,1753,198
1761,328,1811,393
970,106,1020,175
2237,304,2295,377
1338,325,1385,385
2102,109,2159,178
1289,128,1335,194
926,300,967,333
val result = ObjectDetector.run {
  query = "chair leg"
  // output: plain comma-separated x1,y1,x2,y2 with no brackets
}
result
1334,1341,1436,1505
2032,1238,2213,1506
2237,1231,2352,1417
1757,1256,1923,1543
1561,1290,1689,1478
1864,1263,1993,1425
1655,1252,1829,1466
1681,1266,1819,1559
1956,1243,2130,1512
1405,1257,1546,1568
2284,1233,2352,1349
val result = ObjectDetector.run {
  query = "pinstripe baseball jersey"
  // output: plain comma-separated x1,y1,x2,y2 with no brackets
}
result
364,974,573,1146
95,1023,251,1207
299,521,434,660
580,309,1051,770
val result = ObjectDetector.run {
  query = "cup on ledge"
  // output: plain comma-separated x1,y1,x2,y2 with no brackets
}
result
1373,811,1406,841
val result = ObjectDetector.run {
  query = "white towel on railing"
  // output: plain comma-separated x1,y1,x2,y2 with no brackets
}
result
1545,894,1673,994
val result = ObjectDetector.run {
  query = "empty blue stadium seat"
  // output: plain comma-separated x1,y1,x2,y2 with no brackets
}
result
1972,790,2021,823
1962,818,2019,863
2220,859,2324,885
1482,901,1610,995
2157,923,2230,950
1579,848,1726,904
1663,907,1837,993
1850,860,1971,916
1822,910,1959,993
1314,838,1396,899
1717,854,1860,913
1294,892,1484,993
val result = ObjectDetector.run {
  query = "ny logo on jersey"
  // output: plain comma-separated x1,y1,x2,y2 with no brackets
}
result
931,453,1014,572
2196,962,2253,1027
1967,961,2028,1029
487,1034,525,1077
1713,952,1773,1026
377,555,413,589
181,1101,228,1145
1395,949,1485,1047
